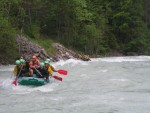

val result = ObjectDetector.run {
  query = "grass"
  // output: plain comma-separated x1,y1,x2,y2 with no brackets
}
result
17,32,57,56
31,37,57,56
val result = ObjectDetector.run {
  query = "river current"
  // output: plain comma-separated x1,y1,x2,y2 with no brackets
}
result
0,56,150,113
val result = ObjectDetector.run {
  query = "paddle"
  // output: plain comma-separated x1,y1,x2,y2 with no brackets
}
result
34,67,62,81
34,67,43,77
57,70,68,75
12,78,17,86
53,75,62,81
12,66,23,86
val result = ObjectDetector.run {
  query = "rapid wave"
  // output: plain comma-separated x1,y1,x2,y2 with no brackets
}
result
53,56,150,66
0,65,14,72
91,56,150,62
53,59,89,66
1,56,150,93
11,81,59,93
0,77,61,93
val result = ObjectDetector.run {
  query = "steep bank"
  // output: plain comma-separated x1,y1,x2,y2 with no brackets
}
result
0,35,86,65
15,35,78,62
1,35,145,65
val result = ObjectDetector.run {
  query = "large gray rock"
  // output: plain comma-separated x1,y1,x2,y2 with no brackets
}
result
16,35,78,62
16,35,49,61
52,43,78,60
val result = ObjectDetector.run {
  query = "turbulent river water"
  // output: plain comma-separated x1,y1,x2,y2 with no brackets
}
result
0,56,150,113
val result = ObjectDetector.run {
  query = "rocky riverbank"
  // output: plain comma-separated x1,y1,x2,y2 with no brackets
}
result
1,35,142,65
16,35,79,62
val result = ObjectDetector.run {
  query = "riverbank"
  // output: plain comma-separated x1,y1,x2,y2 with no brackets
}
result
0,35,147,65
0,35,79,65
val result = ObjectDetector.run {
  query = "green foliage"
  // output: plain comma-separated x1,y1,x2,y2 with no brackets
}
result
31,38,56,55
0,12,20,63
24,23,41,39
0,0,150,60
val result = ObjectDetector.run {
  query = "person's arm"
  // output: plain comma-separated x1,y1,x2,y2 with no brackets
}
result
29,61,34,68
35,59,40,66
37,60,40,66
50,65,57,72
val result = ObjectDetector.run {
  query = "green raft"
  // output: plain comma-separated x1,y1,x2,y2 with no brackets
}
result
18,75,47,86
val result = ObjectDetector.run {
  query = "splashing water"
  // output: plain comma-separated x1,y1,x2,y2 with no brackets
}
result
0,56,150,113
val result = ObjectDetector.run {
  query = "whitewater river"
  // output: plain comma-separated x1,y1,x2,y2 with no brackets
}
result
0,56,150,113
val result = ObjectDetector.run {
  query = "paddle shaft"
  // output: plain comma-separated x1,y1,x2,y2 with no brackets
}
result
34,67,43,77
12,66,23,85
35,67,62,81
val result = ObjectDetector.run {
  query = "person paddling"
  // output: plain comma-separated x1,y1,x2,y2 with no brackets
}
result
37,62,49,82
45,59,57,76
13,60,22,77
29,55,40,75
19,59,30,77
45,59,57,74
43,60,57,82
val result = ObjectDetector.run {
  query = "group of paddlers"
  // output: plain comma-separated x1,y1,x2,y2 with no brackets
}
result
14,55,57,82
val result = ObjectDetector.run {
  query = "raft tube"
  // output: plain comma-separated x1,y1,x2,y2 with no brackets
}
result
18,77,47,86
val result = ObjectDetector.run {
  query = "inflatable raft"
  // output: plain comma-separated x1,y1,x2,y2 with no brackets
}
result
18,75,48,86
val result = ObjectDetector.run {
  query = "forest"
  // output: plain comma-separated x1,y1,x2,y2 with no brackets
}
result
0,0,150,60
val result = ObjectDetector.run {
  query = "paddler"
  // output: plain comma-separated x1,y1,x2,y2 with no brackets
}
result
44,59,57,80
19,59,30,77
37,62,49,82
45,59,57,75
29,55,40,75
13,60,22,77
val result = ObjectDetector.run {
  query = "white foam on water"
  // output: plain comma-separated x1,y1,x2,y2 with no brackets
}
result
91,56,150,63
101,69,108,72
110,78,129,82
0,67,14,72
0,56,150,113
0,65,15,72
11,83,58,93
137,55,150,59
53,59,88,66
0,77,61,93
80,74,87,77
15,79,61,93
0,78,15,89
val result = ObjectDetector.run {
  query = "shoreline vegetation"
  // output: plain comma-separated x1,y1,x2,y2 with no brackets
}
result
0,34,149,65
0,0,150,64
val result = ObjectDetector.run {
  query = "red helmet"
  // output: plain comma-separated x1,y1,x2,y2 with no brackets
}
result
32,55,37,59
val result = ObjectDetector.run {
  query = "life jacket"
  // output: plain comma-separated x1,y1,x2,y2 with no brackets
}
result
33,60,40,66
45,65,53,75
29,60,40,68
13,65,22,76
38,67,49,77
20,62,30,76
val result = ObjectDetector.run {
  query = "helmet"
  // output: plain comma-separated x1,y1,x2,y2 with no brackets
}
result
20,59,25,63
16,60,21,65
46,58,50,62
40,62,45,67
32,55,37,59
44,61,49,64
